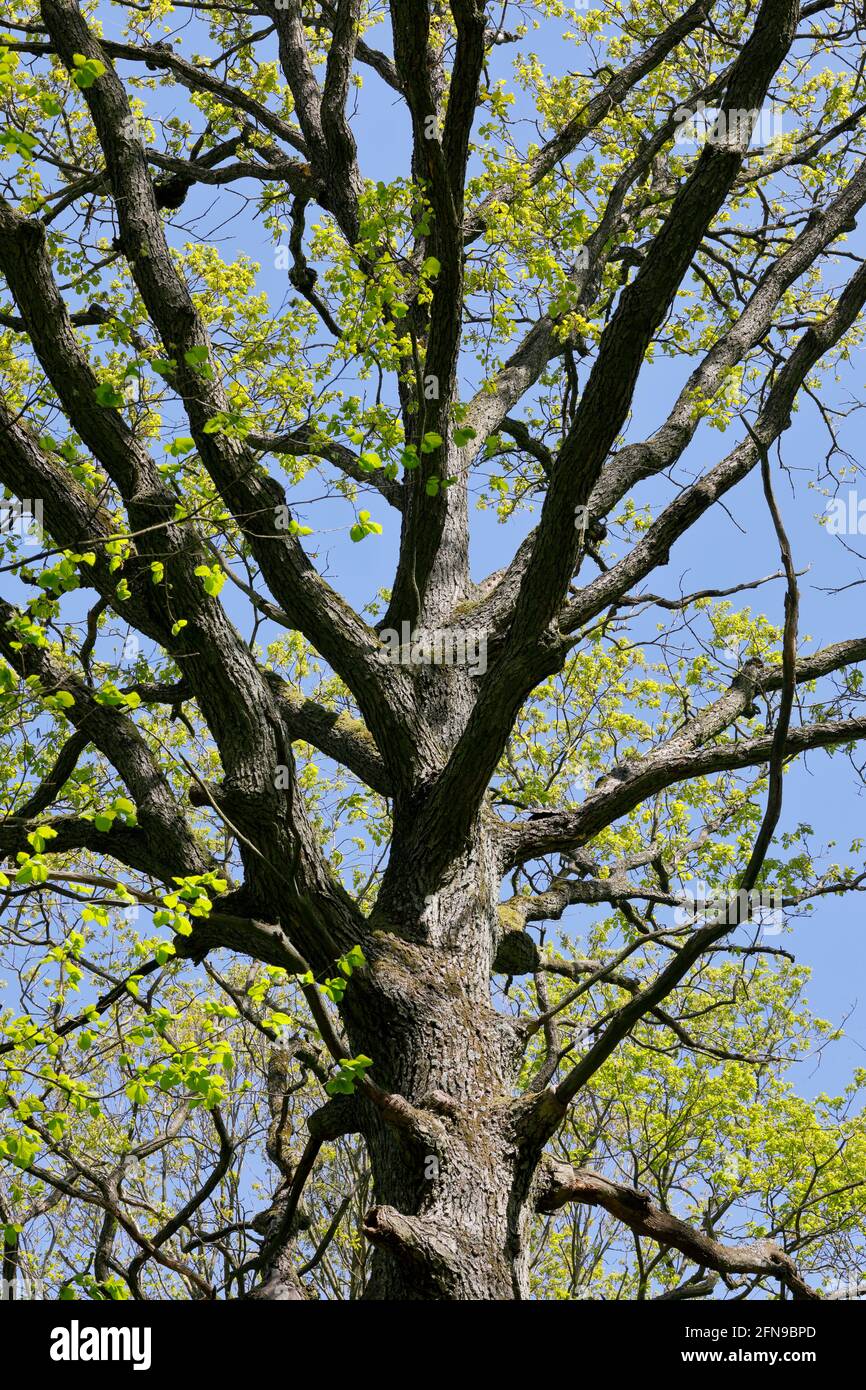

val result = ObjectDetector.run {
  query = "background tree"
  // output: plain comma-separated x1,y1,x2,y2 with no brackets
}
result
1,0,866,1301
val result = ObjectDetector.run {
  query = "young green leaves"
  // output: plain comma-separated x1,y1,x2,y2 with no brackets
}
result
349,510,383,543
70,53,106,90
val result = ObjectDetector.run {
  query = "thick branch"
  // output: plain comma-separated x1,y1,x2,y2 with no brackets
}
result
537,1160,820,1300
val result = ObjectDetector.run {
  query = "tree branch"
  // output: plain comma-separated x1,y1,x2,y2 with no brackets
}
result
536,1160,820,1300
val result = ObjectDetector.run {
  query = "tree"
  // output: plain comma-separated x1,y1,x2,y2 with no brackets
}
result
1,0,866,1302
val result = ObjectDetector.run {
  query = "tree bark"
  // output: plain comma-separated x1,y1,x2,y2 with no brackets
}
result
343,827,535,1299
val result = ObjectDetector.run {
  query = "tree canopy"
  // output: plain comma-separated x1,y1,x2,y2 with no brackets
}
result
1,0,866,1302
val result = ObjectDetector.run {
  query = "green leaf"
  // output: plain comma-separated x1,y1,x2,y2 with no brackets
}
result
27,825,57,853
325,1054,373,1095
70,56,106,89
325,1074,355,1094
49,690,75,710
125,1080,149,1106
194,564,226,598
338,944,366,975
349,510,383,542
94,382,126,409
94,682,141,711
166,437,195,457
151,357,177,377
183,346,214,379
452,426,477,448
0,127,38,160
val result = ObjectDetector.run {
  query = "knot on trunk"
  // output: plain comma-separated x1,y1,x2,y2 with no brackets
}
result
362,1206,462,1298
492,925,539,976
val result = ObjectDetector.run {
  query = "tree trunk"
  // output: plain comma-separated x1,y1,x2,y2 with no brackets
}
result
343,830,539,1300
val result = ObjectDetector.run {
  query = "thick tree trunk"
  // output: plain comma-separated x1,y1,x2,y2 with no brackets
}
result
343,832,539,1300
